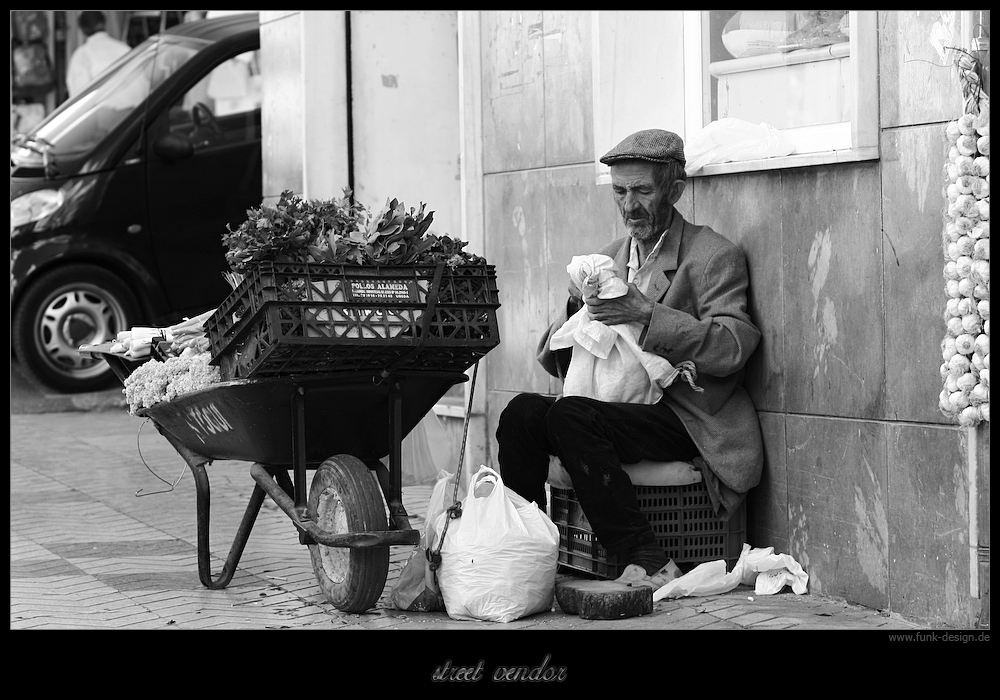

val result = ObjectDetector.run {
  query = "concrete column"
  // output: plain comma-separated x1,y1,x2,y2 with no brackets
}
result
259,11,349,201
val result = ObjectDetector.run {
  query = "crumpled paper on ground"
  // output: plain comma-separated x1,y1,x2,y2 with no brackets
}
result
652,544,808,601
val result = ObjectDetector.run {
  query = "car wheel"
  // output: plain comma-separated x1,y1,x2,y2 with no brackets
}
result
12,264,140,393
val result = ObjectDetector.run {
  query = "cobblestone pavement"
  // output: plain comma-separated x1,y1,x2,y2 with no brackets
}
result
15,403,963,683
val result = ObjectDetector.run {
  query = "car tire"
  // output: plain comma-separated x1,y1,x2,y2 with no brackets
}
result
12,264,140,393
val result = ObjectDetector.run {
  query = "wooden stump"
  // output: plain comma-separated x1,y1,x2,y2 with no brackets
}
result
555,579,653,620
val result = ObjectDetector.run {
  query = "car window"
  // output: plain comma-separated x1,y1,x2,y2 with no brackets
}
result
185,49,262,116
15,36,207,162
160,49,262,151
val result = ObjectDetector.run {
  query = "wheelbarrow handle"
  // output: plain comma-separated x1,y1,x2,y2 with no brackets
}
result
250,463,419,548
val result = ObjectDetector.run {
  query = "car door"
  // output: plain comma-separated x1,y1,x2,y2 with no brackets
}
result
145,47,263,315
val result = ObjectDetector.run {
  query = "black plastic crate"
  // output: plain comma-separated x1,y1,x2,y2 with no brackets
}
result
205,261,501,380
550,482,746,580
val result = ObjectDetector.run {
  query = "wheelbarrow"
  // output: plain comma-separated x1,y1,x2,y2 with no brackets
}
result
80,342,471,613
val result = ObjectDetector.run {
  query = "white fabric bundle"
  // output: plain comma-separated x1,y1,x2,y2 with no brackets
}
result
550,254,700,404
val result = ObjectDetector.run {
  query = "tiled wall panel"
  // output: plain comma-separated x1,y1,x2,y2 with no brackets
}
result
481,10,545,174
881,125,954,424
887,423,979,626
786,416,890,611
748,411,788,554
484,171,551,397
693,172,785,413
542,11,593,167
879,11,967,129
781,164,885,419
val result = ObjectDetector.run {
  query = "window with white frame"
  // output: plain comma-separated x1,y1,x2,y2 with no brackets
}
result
592,10,881,182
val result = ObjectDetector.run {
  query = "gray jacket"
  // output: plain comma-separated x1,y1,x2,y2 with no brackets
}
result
537,210,764,495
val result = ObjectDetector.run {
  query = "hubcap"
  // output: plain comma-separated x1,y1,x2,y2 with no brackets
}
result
38,286,124,379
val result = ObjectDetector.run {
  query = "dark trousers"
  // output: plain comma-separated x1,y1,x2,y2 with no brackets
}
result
496,393,699,556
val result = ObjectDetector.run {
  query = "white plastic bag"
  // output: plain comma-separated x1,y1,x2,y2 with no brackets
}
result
684,118,795,175
435,465,560,623
391,411,455,487
388,468,467,612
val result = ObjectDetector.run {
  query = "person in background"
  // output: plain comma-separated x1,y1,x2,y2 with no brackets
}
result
495,128,764,586
66,10,131,98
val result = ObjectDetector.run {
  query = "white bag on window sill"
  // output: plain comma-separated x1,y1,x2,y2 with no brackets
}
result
685,118,796,175
435,465,560,623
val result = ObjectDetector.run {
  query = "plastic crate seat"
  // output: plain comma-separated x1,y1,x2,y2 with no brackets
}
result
549,467,746,580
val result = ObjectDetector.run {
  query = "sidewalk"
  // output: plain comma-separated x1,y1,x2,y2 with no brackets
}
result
11,408,933,633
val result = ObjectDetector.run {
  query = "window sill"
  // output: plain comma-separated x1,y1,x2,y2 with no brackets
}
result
688,145,879,178
709,42,850,78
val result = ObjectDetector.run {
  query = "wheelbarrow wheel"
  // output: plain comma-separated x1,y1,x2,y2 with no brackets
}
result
307,455,389,613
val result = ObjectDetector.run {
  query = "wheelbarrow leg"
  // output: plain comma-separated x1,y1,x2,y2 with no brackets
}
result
367,377,414,532
155,425,265,590
189,462,267,589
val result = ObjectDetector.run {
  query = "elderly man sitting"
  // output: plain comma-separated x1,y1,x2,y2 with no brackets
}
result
495,128,764,585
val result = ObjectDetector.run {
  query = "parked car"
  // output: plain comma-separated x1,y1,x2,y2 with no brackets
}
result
10,12,262,393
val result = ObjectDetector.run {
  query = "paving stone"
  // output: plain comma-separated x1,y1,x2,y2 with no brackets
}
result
727,611,781,628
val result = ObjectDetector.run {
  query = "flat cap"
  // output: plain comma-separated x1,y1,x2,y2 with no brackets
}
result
600,129,686,167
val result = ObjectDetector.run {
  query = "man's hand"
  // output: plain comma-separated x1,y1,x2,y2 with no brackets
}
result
584,282,655,326
566,280,585,316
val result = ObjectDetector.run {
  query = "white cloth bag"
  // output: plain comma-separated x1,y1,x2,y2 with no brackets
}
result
550,254,699,403
435,465,559,623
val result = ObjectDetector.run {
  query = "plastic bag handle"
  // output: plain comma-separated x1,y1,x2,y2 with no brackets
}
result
468,465,503,499
473,465,501,484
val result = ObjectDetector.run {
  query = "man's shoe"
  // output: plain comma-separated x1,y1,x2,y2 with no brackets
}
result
614,563,652,586
648,560,683,588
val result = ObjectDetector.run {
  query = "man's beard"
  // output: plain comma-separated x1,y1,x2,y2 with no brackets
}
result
624,219,658,242
623,205,671,242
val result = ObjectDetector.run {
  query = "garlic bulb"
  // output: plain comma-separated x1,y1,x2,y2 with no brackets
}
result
950,390,970,410
946,376,960,396
973,156,990,178
949,353,971,375
956,333,976,355
972,351,986,371
975,333,990,356
959,405,981,426
971,259,989,285
957,372,978,393
962,312,982,334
